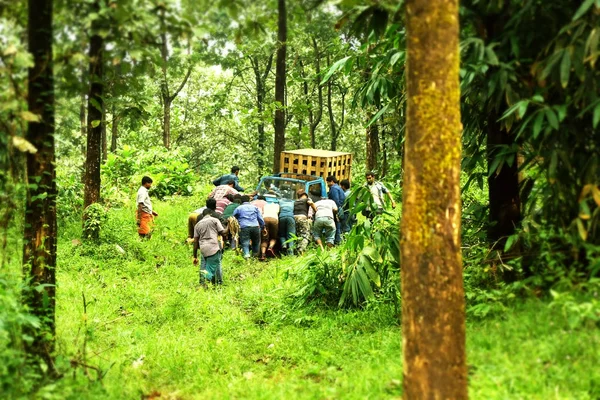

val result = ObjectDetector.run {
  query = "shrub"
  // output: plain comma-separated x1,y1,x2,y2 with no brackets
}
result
103,146,195,199
83,203,108,240
288,191,400,309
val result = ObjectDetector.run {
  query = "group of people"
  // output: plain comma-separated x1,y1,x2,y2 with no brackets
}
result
136,166,396,287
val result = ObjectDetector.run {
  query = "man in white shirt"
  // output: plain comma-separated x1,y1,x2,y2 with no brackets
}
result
364,172,396,220
136,176,158,238
312,197,338,250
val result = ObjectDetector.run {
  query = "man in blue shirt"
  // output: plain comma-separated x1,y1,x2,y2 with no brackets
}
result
233,195,265,259
213,166,244,192
278,199,296,255
326,175,346,245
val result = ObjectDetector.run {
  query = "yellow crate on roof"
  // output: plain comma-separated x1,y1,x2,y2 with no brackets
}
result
280,149,352,181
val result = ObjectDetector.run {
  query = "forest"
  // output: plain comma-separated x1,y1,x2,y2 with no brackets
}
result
1,0,600,398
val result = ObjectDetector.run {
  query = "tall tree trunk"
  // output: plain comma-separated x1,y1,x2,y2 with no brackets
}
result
309,37,322,148
250,54,273,172
79,90,86,154
101,100,107,161
296,115,303,148
365,115,379,172
483,13,521,256
381,124,388,177
401,0,467,398
273,0,287,173
327,77,346,151
163,98,171,148
487,114,520,248
111,103,118,152
159,8,171,149
253,59,266,171
327,82,336,150
157,11,192,150
23,0,57,370
83,2,103,230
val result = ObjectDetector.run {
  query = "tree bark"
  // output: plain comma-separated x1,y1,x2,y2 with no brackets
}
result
110,103,118,152
487,114,520,249
79,89,86,154
163,97,171,148
309,37,322,148
273,0,287,173
327,64,337,151
381,124,388,177
401,0,467,399
101,100,107,161
365,115,379,172
250,53,273,172
482,13,521,254
23,0,57,370
83,2,103,221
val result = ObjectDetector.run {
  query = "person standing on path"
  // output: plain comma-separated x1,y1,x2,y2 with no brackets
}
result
136,176,158,239
363,172,396,220
212,165,245,192
233,195,265,259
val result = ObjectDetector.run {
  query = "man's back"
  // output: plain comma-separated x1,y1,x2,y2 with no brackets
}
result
328,184,345,208
315,199,337,219
194,216,225,257
234,203,264,228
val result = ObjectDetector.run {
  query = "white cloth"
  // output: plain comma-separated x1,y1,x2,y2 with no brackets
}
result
136,186,152,214
314,199,338,219
263,203,280,219
368,182,388,208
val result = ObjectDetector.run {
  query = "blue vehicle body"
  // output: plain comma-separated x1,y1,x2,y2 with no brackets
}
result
255,173,327,203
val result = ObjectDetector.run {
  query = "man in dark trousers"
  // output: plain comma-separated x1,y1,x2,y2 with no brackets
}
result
326,175,346,245
213,166,244,192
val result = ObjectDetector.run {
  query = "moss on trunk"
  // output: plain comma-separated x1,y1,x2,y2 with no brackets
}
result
401,0,467,398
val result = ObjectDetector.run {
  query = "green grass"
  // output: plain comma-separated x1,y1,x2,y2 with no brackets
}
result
38,196,600,398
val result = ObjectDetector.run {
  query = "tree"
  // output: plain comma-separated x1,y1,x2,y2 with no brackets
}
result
249,52,274,172
306,37,323,148
157,4,193,149
365,113,379,172
83,0,104,230
326,54,347,151
400,0,467,398
23,0,57,370
273,0,287,172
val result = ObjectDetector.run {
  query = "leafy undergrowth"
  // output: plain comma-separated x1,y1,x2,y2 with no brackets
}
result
47,197,600,399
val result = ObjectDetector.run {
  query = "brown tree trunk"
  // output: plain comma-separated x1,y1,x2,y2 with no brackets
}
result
487,114,520,248
101,100,107,161
111,103,118,152
250,54,273,172
381,124,388,177
23,0,57,370
482,13,521,256
163,98,171,148
309,37,322,149
273,0,287,173
79,89,86,154
83,3,103,220
401,0,467,398
366,116,379,172
327,59,337,151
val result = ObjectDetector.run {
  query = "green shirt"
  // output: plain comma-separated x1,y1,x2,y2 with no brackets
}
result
222,203,241,219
